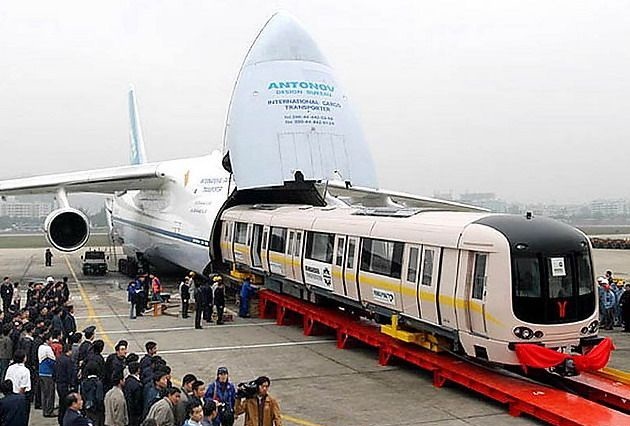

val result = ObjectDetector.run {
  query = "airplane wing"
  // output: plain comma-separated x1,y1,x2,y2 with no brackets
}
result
0,163,166,197
325,182,488,212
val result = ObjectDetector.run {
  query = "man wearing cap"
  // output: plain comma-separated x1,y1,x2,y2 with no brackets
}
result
204,367,236,426
78,326,96,369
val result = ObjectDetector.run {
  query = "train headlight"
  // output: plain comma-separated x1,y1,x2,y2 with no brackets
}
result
513,326,534,340
587,320,599,334
580,327,589,335
534,330,544,339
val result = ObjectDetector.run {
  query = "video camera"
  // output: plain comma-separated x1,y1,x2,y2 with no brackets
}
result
236,379,258,399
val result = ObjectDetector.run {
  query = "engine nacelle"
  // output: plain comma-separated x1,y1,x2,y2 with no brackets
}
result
44,208,90,252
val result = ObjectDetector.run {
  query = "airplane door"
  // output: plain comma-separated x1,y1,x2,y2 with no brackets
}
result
401,245,421,318
418,246,440,324
292,230,304,283
467,252,488,336
332,235,346,296
250,224,263,268
344,237,360,301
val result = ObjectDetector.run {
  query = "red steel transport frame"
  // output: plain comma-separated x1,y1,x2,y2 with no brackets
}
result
562,371,630,413
257,289,630,426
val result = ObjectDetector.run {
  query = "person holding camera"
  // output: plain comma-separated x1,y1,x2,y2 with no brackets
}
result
204,367,236,426
234,376,282,426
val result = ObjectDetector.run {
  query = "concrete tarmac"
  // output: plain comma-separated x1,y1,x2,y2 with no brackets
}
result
4,247,629,426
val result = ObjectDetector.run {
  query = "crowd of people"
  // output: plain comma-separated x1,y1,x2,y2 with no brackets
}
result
0,274,282,426
597,270,630,331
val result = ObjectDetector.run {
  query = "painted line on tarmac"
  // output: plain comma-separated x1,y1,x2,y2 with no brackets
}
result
64,255,116,350
75,314,124,319
283,415,325,426
159,339,334,354
102,322,278,334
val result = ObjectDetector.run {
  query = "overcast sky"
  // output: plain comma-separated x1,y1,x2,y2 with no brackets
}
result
1,0,629,204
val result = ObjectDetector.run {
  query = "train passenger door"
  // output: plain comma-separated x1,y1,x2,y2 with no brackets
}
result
344,237,360,301
467,252,488,336
401,244,421,319
285,231,296,281
332,235,347,296
291,230,304,283
418,246,440,324
250,224,263,269
261,226,270,273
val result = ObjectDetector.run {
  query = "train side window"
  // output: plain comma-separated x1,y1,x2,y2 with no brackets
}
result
288,231,295,255
360,238,404,279
294,232,302,256
407,247,419,283
336,237,345,266
269,227,287,253
305,232,334,263
235,222,248,244
472,253,487,300
346,239,356,269
421,249,434,286
223,223,228,239
262,230,268,250
228,222,233,242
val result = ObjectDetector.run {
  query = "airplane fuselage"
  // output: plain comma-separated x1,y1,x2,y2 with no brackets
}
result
109,151,231,273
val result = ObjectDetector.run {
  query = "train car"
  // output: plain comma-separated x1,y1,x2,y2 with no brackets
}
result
217,204,600,366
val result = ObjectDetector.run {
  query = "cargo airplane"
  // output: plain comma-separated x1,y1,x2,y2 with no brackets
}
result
0,13,481,276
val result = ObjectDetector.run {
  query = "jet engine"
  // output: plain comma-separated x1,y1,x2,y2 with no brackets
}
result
44,208,90,252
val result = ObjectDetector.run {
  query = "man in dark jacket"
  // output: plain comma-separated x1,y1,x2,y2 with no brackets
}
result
63,305,77,341
124,362,143,426
0,278,13,314
81,365,104,426
0,379,28,426
77,326,96,368
103,340,127,392
17,323,40,409
213,277,226,325
83,340,105,381
139,341,157,385
63,392,94,426
56,343,78,426
179,277,191,319
200,281,213,323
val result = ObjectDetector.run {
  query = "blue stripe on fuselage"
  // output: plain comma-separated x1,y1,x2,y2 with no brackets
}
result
112,216,209,247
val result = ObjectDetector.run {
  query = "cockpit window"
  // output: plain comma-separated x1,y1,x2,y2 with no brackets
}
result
514,258,541,297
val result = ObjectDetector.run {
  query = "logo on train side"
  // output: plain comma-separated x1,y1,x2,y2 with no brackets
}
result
372,288,395,305
322,268,332,288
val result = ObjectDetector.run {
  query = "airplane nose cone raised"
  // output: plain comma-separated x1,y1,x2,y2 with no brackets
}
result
243,12,329,67
224,13,379,191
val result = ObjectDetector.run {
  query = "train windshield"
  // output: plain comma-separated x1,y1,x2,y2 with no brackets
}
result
512,252,595,324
